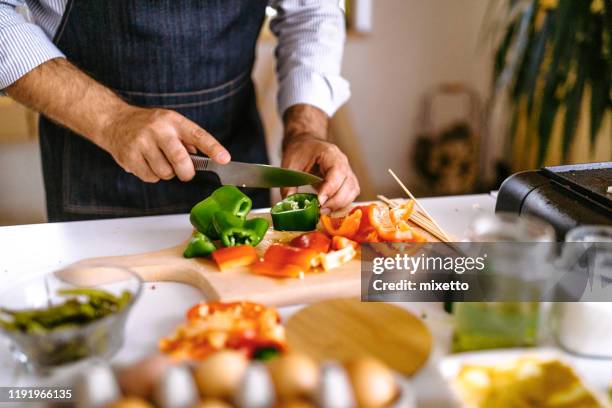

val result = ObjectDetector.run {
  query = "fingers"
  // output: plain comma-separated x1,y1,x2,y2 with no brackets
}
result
158,134,195,181
129,152,160,183
178,117,230,164
321,173,360,211
143,145,175,180
317,166,346,207
281,187,298,198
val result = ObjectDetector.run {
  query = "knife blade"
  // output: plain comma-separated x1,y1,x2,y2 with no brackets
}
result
190,154,322,188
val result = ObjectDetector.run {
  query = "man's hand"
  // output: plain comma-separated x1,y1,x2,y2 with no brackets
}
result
101,106,230,182
281,104,360,211
6,58,230,183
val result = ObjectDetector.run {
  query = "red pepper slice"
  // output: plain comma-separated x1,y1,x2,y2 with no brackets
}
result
251,260,305,279
211,245,258,271
351,204,379,243
331,236,359,251
263,244,319,270
320,209,362,239
290,231,331,253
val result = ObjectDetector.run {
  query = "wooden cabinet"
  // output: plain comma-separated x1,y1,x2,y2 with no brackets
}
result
0,97,38,142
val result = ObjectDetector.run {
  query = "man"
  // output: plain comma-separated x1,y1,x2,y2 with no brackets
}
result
0,0,359,221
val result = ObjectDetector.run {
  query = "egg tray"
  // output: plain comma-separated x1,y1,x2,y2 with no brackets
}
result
74,358,416,408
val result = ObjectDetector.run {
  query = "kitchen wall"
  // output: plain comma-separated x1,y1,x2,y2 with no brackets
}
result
0,0,493,225
342,0,493,197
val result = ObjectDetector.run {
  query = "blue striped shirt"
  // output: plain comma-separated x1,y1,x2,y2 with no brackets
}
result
0,0,350,116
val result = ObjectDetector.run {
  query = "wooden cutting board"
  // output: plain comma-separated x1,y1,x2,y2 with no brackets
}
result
64,203,439,307
286,299,432,376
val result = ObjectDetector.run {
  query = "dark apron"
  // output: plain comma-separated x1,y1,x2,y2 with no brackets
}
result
39,0,270,222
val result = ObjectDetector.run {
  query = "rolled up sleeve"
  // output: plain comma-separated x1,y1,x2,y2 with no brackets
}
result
0,1,64,90
269,0,350,117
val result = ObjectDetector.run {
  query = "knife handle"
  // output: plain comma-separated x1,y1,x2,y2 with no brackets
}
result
190,154,211,171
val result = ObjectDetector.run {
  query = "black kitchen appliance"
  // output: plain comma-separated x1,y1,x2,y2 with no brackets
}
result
496,162,612,240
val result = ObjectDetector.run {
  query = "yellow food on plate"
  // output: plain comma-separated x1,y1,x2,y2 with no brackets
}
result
346,357,398,408
454,357,602,408
268,353,320,402
194,350,249,399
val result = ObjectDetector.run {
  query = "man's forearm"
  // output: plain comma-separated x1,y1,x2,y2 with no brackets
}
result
6,58,129,149
282,104,329,151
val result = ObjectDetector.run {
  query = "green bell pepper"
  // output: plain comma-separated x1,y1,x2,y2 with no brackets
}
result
270,193,320,231
243,218,269,245
213,211,269,247
183,232,217,258
189,186,252,238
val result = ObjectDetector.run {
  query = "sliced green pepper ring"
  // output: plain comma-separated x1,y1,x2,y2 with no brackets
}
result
270,193,320,231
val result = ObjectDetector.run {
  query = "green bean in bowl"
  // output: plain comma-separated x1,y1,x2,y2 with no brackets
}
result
0,266,141,373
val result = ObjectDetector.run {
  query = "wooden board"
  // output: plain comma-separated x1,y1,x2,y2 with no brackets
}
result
285,299,432,376
65,202,439,307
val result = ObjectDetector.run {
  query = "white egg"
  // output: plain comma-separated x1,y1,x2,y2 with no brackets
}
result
76,363,121,408
315,362,356,408
234,362,275,408
154,365,199,408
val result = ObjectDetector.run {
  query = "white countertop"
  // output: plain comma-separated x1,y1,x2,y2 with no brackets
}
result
1,193,610,407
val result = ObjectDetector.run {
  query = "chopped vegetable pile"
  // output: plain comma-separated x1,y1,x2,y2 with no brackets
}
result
0,288,132,334
185,187,423,279
159,301,286,361
185,185,269,258
322,201,426,243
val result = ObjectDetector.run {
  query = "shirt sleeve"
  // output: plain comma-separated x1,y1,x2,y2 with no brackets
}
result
0,0,65,91
268,0,350,117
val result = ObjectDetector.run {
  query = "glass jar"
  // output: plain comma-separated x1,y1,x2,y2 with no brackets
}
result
452,213,555,352
552,225,612,359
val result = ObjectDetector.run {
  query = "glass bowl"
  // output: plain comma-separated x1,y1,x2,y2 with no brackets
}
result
0,265,142,373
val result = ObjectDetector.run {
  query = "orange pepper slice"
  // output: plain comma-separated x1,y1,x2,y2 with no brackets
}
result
211,245,258,271
320,209,362,239
389,200,415,224
367,204,426,242
263,244,319,270
331,236,359,251
251,260,305,279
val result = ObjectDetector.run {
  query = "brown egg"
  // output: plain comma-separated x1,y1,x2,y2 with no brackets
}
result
267,353,319,402
194,351,249,399
105,397,154,408
192,399,233,408
346,358,398,408
116,354,172,399
274,401,316,408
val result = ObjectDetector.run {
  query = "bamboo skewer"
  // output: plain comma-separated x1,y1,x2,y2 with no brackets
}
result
386,169,453,242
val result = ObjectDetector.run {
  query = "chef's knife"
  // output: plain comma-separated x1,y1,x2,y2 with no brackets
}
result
190,154,322,188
